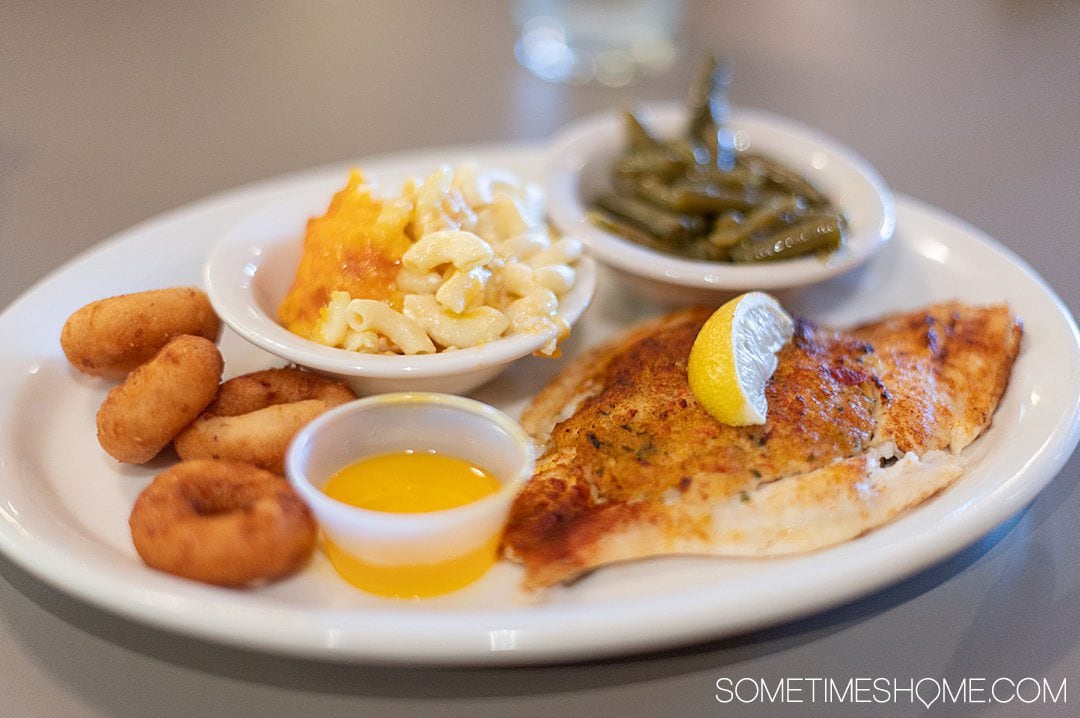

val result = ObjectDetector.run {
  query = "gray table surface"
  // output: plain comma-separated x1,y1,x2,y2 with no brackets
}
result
2,2,1078,716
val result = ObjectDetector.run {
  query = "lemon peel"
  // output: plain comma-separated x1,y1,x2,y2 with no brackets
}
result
687,292,794,425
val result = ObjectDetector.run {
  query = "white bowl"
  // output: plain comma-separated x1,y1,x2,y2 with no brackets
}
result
545,103,896,304
285,392,535,597
205,179,597,395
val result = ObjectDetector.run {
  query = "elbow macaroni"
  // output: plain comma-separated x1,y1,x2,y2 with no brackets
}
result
404,295,509,350
319,293,436,356
402,230,494,273
312,163,581,356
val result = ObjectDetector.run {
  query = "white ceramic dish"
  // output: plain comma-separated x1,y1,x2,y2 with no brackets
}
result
546,103,896,303
206,170,597,395
0,144,1077,666
286,392,534,596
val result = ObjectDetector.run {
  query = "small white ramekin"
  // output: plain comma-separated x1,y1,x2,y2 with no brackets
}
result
285,393,534,576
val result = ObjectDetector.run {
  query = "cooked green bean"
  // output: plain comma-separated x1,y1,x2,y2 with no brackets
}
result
687,56,736,171
624,111,665,153
738,152,828,205
727,214,845,263
589,55,845,263
686,236,730,261
589,211,679,254
596,193,706,244
638,180,758,215
687,163,767,192
707,212,747,248
738,195,806,234
613,152,687,185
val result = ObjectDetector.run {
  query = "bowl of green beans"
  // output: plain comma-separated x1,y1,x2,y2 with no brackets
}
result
545,101,895,304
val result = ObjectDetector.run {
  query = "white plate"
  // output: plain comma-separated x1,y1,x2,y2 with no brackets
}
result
0,144,1077,666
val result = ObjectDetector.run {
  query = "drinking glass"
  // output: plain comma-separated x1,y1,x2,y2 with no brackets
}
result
514,0,684,87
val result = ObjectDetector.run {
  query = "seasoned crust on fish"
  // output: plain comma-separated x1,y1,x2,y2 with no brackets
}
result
849,302,1023,454
503,303,1022,590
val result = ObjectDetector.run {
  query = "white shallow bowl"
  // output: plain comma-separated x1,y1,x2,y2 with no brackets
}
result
205,181,597,395
545,103,896,304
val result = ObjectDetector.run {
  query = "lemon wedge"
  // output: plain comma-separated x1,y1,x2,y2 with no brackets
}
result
687,292,795,425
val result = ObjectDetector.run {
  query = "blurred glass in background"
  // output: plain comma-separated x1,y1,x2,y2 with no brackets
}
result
514,0,684,87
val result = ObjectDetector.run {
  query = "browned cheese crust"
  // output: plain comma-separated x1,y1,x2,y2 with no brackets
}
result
503,303,1022,589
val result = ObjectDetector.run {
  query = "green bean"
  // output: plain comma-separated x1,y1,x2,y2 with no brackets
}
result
686,163,767,192
589,211,680,255
613,152,687,184
596,193,706,244
727,213,845,263
623,111,665,153
737,195,806,234
618,175,670,209
739,152,828,205
685,236,730,261
637,180,757,215
707,211,747,248
705,197,803,249
588,56,846,264
687,56,720,140
687,55,736,171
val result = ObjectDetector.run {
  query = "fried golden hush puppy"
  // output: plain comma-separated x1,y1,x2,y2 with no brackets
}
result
61,287,221,379
129,459,317,586
96,334,224,464
62,286,346,587
175,368,357,474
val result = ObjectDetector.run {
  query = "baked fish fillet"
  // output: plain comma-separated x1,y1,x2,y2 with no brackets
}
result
502,302,1022,589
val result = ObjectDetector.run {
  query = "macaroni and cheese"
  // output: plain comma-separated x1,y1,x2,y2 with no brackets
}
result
284,163,582,356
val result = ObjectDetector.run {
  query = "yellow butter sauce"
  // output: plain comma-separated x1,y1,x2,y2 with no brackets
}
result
321,450,503,598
